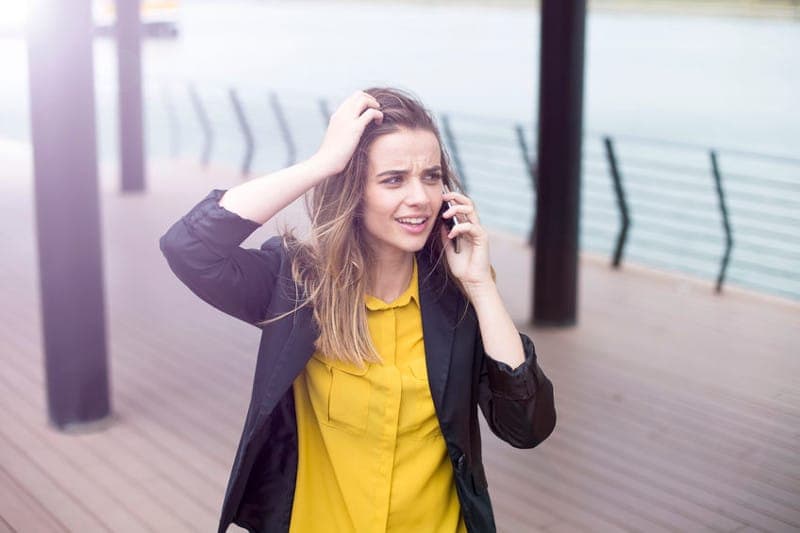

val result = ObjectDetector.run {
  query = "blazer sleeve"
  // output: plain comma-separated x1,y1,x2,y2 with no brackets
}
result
158,189,283,327
477,331,556,448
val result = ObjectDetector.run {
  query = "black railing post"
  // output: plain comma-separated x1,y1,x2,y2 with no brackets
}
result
162,83,180,157
710,150,734,293
515,123,537,246
188,83,213,167
319,98,331,125
229,88,255,177
441,114,468,193
269,91,296,167
604,136,630,268
116,0,145,192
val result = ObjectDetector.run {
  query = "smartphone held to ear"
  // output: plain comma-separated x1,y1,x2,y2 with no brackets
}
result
440,184,461,253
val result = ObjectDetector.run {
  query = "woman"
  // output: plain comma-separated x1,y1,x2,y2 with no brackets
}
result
160,88,555,533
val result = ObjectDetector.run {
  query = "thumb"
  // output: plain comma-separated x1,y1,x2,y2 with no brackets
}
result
358,108,383,129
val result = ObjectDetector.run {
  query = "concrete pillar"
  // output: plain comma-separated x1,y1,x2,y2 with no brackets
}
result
533,0,587,326
27,0,112,428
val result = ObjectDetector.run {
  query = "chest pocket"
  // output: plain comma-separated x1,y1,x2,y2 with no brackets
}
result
308,354,370,434
398,356,442,440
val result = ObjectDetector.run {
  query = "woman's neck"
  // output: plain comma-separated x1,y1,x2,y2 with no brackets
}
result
367,252,414,303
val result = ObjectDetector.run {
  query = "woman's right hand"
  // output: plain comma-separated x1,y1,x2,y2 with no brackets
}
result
311,91,383,177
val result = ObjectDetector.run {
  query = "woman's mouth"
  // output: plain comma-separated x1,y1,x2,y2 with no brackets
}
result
396,216,429,234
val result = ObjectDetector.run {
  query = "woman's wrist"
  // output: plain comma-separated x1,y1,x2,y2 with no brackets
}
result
467,282,526,369
463,278,499,307
305,153,342,181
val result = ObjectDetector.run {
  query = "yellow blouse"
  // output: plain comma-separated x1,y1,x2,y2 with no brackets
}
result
290,258,467,532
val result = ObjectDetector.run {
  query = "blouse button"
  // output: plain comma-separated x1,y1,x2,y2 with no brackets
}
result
456,454,466,473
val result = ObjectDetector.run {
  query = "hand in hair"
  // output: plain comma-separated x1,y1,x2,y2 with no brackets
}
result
218,91,381,225
312,91,384,177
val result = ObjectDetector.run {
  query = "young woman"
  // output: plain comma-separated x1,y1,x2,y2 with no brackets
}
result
160,88,555,533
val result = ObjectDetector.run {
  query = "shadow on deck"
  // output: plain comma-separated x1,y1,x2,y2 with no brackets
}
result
1,144,798,532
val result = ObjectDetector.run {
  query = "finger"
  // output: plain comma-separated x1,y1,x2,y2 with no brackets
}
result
442,191,473,207
442,201,480,225
444,207,477,226
357,108,384,128
447,221,484,239
333,92,377,121
441,204,474,219
346,90,376,105
351,92,381,115
440,223,450,244
440,224,459,252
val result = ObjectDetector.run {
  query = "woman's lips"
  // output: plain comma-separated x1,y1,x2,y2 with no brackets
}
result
396,217,429,234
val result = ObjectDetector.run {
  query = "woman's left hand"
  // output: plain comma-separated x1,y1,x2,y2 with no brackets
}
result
440,191,494,292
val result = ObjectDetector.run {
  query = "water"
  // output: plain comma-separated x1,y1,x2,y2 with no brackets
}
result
1,1,798,299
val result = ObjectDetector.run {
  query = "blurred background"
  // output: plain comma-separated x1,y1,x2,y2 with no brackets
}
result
1,1,799,532
3,0,799,297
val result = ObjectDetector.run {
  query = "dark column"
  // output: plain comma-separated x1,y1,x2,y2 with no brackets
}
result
533,0,587,326
117,0,146,191
27,0,111,428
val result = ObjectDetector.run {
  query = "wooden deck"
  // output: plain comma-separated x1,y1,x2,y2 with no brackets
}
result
1,141,799,532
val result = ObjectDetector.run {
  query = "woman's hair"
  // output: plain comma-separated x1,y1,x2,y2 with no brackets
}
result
256,87,465,367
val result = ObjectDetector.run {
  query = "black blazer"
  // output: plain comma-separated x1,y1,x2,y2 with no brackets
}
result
159,189,556,532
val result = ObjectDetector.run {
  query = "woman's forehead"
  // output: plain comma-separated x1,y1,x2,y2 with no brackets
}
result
367,129,441,172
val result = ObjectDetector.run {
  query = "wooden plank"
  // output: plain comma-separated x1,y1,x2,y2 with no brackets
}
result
478,465,562,531
483,452,632,533
548,358,800,499
545,359,800,495
487,435,745,532
0,325,232,507
0,465,67,532
0,320,235,477
1,154,799,533
0,313,229,525
0,390,171,532
542,520,590,533
0,517,15,533
0,376,216,532
0,433,110,532
536,400,800,531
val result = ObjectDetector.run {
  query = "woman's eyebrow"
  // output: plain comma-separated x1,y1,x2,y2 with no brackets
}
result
375,165,442,177
376,169,407,177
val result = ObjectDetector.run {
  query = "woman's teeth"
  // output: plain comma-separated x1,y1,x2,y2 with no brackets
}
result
396,217,426,225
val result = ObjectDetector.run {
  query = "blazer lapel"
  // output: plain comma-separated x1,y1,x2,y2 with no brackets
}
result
417,253,458,417
261,273,319,410
264,252,459,418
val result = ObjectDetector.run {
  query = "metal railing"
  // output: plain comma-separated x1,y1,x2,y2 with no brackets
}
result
145,81,800,301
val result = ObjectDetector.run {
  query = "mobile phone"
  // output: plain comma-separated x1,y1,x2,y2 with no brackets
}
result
440,183,461,253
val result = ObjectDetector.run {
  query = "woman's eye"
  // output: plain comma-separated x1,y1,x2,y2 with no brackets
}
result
382,176,402,185
425,173,443,182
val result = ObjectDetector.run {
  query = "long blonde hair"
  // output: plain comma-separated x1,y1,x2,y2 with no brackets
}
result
257,88,464,367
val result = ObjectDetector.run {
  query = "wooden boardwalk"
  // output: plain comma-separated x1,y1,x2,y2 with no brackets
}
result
1,142,799,532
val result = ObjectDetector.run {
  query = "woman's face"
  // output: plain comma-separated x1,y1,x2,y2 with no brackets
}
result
361,127,444,263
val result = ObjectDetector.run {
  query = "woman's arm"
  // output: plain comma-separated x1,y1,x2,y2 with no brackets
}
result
160,206,284,326
464,282,525,369
218,158,334,225
218,91,383,224
477,331,556,449
159,92,383,326
439,189,525,368
440,190,555,447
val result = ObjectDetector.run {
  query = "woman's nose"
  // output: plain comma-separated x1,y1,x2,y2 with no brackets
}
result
405,178,429,205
